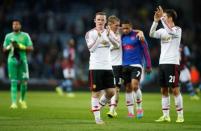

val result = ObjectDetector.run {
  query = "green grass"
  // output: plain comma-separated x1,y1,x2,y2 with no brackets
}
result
0,91,201,131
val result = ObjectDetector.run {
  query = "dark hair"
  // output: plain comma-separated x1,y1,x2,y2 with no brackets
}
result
164,9,177,22
121,20,133,26
12,19,22,24
95,11,106,16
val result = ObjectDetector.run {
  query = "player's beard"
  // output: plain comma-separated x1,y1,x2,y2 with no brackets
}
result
13,28,20,33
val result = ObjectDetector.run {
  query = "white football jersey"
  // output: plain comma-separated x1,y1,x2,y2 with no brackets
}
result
150,18,182,65
108,30,122,66
85,28,112,70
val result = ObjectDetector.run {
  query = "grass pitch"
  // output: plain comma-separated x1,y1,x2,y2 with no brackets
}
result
0,91,200,131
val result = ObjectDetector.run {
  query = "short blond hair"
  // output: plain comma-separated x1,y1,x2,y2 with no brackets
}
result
107,15,120,25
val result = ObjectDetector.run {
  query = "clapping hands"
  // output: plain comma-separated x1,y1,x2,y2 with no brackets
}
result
154,6,164,22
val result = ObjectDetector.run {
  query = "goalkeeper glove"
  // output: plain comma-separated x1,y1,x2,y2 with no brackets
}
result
13,48,20,61
12,40,26,50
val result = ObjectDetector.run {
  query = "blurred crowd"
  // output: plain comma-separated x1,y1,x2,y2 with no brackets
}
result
0,0,201,84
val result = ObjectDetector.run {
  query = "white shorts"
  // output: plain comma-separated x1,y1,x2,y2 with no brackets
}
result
63,68,75,79
179,67,191,82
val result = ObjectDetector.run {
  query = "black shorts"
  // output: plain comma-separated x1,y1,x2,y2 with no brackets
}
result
159,64,180,88
122,66,142,85
112,65,123,88
88,70,115,91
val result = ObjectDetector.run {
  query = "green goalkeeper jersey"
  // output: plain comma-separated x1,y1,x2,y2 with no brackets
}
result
3,32,33,61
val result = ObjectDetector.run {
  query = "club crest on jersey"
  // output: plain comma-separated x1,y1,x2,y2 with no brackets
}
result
162,36,172,43
19,36,24,42
101,40,108,45
131,36,136,40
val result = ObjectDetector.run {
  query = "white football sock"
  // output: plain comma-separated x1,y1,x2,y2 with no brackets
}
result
126,92,134,114
91,97,101,120
99,94,109,108
134,88,142,110
174,93,183,117
162,95,170,117
109,94,117,112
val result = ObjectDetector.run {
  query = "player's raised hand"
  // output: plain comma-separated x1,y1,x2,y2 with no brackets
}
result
157,6,163,18
154,9,160,22
136,31,144,41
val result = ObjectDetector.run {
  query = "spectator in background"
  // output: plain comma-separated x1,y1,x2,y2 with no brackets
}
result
179,44,199,100
56,38,76,97
0,62,5,80
190,65,201,93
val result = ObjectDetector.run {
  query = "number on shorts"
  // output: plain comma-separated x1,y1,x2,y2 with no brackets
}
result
169,75,175,83
136,71,141,77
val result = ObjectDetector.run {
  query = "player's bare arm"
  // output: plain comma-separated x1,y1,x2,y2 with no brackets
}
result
149,7,162,38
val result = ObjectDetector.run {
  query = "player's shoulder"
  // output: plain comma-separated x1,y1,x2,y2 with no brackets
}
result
86,28,96,34
173,26,182,31
158,28,166,32
21,32,30,36
5,32,14,37
85,28,96,38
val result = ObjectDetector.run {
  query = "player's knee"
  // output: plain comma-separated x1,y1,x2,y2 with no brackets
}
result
105,92,114,99
131,80,139,91
161,88,169,96
172,87,180,96
116,88,120,93
92,91,101,98
21,80,27,85
133,86,139,92
126,85,132,93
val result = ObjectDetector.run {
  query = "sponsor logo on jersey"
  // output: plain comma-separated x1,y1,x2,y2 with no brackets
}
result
123,44,134,50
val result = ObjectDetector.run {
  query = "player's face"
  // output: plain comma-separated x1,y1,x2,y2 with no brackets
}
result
12,21,21,32
94,15,106,29
109,21,120,33
163,13,172,24
121,24,132,35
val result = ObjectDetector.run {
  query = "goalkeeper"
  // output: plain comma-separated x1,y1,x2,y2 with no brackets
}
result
3,19,34,109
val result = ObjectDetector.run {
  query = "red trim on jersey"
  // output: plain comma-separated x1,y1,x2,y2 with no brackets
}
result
89,70,93,91
174,65,179,87
140,39,145,44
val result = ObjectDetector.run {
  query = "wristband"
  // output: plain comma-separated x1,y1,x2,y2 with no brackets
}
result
19,44,26,50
